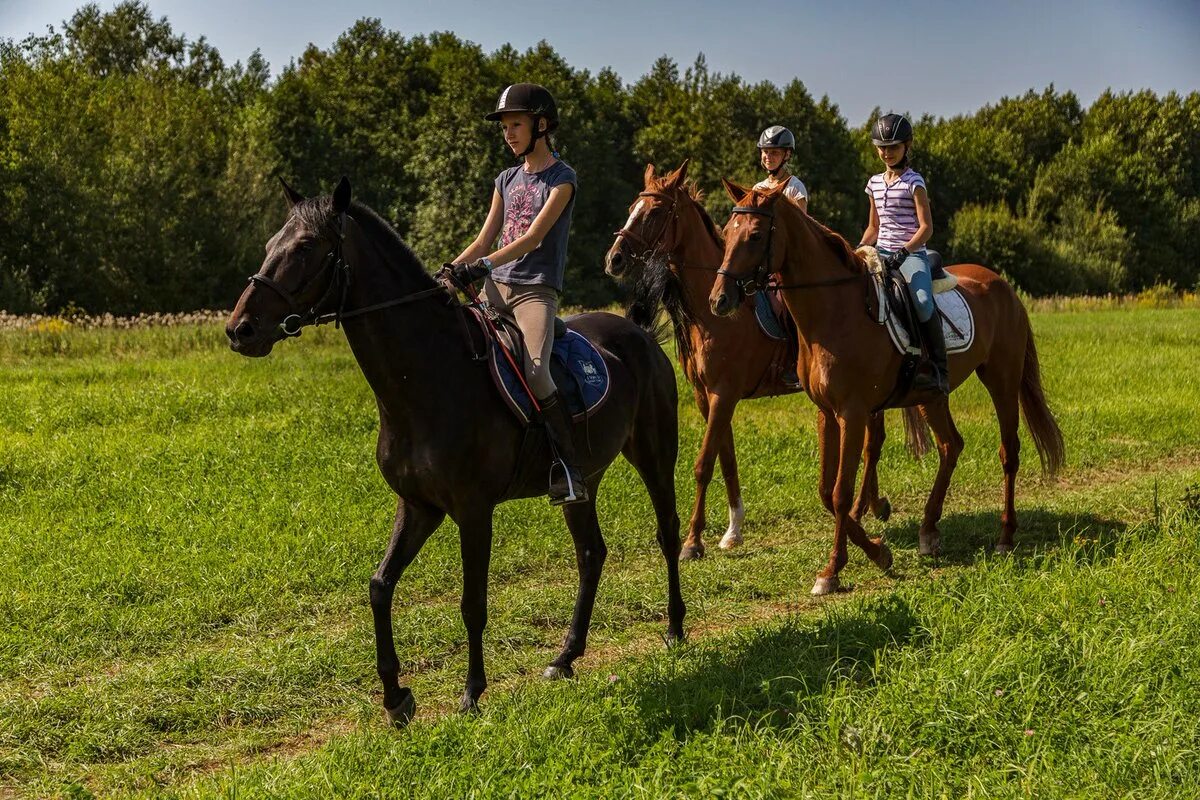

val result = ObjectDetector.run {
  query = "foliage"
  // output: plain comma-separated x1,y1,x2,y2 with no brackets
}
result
0,4,1197,311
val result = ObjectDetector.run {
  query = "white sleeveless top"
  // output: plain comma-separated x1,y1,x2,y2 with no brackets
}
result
754,175,808,204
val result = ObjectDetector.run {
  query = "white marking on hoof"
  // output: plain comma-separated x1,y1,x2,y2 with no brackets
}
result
811,576,840,596
918,533,940,557
719,499,745,550
543,664,574,680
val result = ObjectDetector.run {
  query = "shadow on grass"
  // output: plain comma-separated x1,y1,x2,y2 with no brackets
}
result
883,508,1128,566
626,593,920,737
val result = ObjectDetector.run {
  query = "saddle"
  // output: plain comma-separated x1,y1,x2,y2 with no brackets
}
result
856,246,976,409
466,305,610,426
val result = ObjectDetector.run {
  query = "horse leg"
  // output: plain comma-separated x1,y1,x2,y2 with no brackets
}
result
817,409,838,516
716,421,745,550
916,398,964,557
456,510,494,714
979,368,1021,553
370,498,445,727
814,411,891,596
853,412,892,522
544,481,607,680
624,404,687,644
682,390,737,560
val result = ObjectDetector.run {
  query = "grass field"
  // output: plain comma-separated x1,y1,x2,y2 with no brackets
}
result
1,307,1198,798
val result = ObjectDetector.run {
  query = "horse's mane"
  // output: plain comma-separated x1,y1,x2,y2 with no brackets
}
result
624,175,721,373
293,195,435,288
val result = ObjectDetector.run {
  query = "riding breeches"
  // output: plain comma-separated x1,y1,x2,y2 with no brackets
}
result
481,278,560,399
878,248,934,322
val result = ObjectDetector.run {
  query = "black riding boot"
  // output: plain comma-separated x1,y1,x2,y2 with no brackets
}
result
914,313,950,394
541,392,589,505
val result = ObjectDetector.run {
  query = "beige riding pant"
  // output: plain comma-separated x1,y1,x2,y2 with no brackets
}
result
481,278,560,400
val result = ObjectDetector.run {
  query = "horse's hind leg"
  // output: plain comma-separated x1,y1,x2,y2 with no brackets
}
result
716,419,746,549
977,365,1021,553
683,389,737,560
544,480,608,680
916,398,964,557
370,498,444,727
852,412,892,522
624,404,686,644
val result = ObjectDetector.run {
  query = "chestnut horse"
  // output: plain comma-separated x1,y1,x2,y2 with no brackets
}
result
605,161,896,559
709,179,1064,595
227,178,685,724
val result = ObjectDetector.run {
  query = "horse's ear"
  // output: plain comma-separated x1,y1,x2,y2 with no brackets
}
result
722,177,749,204
665,158,690,188
643,163,656,187
280,177,304,209
332,175,351,214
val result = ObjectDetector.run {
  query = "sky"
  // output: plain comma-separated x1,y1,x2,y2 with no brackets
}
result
1,0,1197,125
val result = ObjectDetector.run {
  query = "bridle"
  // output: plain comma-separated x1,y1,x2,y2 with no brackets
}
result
715,203,865,303
246,212,444,337
611,190,680,261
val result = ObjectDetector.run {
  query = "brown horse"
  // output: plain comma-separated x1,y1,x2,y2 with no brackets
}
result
227,178,685,724
605,161,895,560
709,179,1064,595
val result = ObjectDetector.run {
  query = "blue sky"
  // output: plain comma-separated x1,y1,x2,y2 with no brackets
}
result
2,0,1197,124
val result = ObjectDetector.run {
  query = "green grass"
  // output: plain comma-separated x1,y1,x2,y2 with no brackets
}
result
1,308,1198,797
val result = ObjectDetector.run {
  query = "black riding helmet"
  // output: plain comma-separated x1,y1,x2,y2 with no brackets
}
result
870,113,913,146
486,83,559,158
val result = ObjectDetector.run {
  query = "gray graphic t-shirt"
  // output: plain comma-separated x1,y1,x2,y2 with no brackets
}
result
492,160,577,291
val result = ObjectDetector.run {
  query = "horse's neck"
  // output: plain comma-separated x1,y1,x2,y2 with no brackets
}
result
338,237,465,423
670,203,725,319
777,208,862,333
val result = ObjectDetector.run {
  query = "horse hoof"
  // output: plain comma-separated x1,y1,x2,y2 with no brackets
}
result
918,533,940,557
679,544,705,561
385,692,416,728
872,542,894,572
718,531,742,550
995,542,1013,555
664,629,686,649
874,498,892,522
811,576,840,596
457,694,481,715
543,664,574,680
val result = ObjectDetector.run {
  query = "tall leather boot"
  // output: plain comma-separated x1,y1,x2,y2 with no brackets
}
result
914,313,950,394
540,392,589,505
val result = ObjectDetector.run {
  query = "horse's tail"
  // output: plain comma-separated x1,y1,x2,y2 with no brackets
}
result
1019,327,1065,475
901,406,932,459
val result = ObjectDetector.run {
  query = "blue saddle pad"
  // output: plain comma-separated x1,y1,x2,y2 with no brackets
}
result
489,326,611,424
754,290,788,340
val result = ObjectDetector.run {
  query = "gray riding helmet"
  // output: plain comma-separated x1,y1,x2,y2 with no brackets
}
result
758,125,796,149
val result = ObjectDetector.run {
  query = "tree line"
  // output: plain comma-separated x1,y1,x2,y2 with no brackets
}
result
1,2,1196,313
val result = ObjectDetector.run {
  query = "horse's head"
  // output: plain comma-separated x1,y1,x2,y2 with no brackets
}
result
605,160,691,280
226,177,353,357
709,178,786,317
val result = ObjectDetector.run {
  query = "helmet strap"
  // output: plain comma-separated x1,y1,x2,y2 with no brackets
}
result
766,150,791,177
516,115,547,160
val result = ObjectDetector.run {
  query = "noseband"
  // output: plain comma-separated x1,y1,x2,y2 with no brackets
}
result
247,212,444,337
612,190,679,260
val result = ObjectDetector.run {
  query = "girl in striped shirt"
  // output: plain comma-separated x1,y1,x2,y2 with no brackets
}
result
858,113,947,394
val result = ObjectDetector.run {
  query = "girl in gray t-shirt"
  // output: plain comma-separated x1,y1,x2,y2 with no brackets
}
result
448,83,587,505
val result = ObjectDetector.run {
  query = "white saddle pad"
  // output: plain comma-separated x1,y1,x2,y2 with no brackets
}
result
856,247,974,356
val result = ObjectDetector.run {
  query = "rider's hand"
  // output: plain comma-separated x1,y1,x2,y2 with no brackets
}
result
450,258,492,286
884,247,910,271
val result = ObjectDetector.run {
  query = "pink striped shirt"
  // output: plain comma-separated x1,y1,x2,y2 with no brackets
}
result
865,168,927,251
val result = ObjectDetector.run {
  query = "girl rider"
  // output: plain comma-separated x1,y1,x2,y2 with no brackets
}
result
448,83,587,505
754,125,808,212
858,113,948,394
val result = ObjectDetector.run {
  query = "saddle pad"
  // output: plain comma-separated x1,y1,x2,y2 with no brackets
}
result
872,280,976,356
754,289,788,341
487,322,611,425
857,245,958,294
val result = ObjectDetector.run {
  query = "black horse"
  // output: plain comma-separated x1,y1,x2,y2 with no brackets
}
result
226,178,685,725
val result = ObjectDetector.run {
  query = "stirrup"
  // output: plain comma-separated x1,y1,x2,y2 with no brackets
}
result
549,459,589,506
